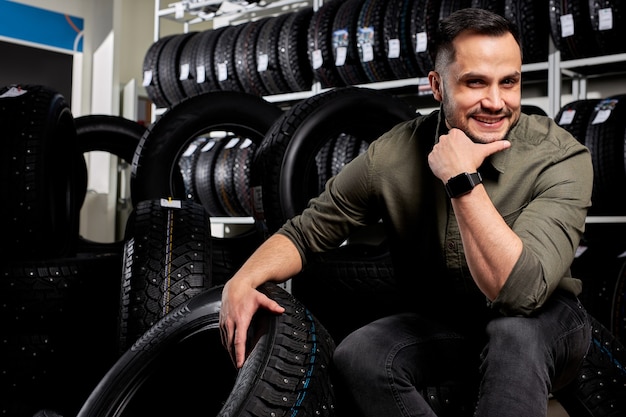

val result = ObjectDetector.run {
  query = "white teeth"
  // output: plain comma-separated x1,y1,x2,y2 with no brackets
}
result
475,117,499,124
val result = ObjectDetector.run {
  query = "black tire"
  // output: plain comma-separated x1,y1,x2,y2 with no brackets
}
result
277,7,315,92
193,136,231,217
195,27,228,94
178,31,205,98
0,84,79,261
583,95,626,215
213,25,246,92
409,0,440,76
291,241,401,343
74,114,146,251
548,0,598,60
118,199,213,353
555,314,626,417
357,0,394,83
332,0,370,86
76,282,337,417
555,99,602,144
382,0,422,80
307,0,346,88
257,14,293,95
142,35,177,108
612,258,626,344
130,90,283,206
252,86,416,234
157,32,199,106
504,0,549,64
588,0,626,56
1,252,122,417
234,19,271,96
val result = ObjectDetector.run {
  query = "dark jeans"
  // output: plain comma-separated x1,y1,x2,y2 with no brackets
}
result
332,291,590,417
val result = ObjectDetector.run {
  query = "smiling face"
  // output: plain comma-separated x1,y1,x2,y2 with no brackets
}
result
429,31,522,144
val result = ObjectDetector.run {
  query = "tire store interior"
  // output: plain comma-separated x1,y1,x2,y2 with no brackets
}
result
1,1,626,416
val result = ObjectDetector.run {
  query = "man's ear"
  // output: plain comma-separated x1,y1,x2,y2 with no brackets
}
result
428,71,443,102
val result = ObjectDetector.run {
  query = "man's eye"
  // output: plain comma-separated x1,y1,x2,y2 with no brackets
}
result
467,79,484,86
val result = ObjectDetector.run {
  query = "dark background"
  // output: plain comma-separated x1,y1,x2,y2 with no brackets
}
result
0,39,73,105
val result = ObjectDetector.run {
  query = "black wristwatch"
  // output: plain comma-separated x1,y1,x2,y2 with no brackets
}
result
445,172,482,198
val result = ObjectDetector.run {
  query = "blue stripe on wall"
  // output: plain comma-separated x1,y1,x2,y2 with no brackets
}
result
0,0,83,52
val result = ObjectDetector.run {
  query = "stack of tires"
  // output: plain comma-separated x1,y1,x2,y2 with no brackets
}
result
144,0,626,108
556,96,626,348
0,85,129,417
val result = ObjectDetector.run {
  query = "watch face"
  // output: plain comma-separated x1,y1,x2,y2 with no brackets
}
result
447,173,473,198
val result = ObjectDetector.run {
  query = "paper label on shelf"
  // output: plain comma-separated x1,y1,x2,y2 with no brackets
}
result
560,14,575,37
180,63,190,80
387,39,400,58
196,65,206,83
415,32,427,53
558,109,576,125
598,8,613,30
335,46,347,66
217,62,228,81
591,109,611,124
0,86,28,98
257,53,269,72
311,49,323,69
160,198,182,208
142,70,153,87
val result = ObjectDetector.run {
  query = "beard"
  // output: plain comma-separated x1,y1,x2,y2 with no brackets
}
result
441,99,516,144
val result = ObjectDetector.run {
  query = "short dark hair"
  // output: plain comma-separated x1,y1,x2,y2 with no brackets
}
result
433,8,523,71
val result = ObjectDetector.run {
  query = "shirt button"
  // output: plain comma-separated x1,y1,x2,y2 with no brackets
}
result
447,242,456,250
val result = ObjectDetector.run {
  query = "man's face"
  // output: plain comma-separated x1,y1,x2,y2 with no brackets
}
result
431,32,522,144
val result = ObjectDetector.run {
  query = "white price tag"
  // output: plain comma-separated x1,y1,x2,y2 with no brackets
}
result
598,8,613,30
558,109,576,125
142,70,153,87
361,43,373,62
387,39,400,58
0,86,28,98
312,49,323,69
257,53,269,72
217,62,228,81
416,32,428,53
201,140,216,152
225,138,240,149
182,142,199,157
591,109,611,124
335,46,347,66
560,14,575,37
160,198,182,208
179,63,190,80
196,65,206,83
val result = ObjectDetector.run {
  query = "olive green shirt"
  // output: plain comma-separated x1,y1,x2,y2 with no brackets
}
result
278,109,593,317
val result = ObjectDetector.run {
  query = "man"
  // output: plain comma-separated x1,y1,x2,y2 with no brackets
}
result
220,8,592,417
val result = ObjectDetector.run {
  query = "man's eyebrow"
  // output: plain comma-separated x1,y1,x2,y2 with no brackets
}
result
457,71,522,81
